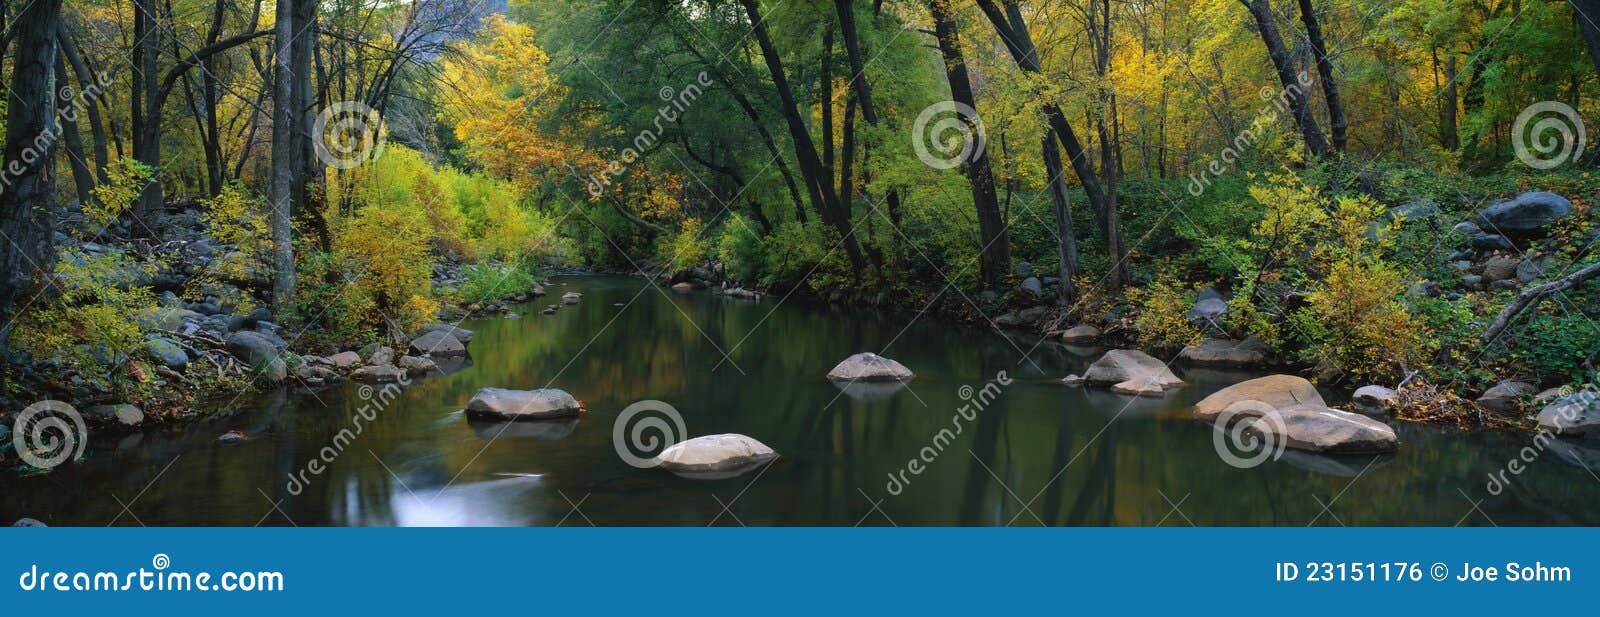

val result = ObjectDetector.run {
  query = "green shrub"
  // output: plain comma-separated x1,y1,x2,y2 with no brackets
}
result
717,213,767,283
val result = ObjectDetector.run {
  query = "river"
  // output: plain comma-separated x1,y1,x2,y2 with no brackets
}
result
5,275,1598,525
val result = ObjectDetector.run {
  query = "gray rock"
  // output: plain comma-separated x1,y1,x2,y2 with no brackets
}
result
1475,191,1573,234
1017,305,1049,324
651,433,778,474
416,323,474,344
1452,221,1482,237
350,364,406,383
827,352,914,382
1013,261,1034,279
1482,255,1520,282
1447,260,1473,272
12,518,46,527
366,346,395,366
1352,385,1398,414
993,313,1023,328
1186,297,1229,326
1060,325,1100,343
1446,248,1474,261
561,291,582,304
1193,374,1326,422
86,404,144,429
1178,337,1269,367
145,336,188,368
1249,404,1399,453
226,331,286,383
1489,279,1520,291
1111,378,1167,397
1516,258,1545,283
1060,374,1085,387
1476,380,1535,413
1019,276,1043,298
465,387,582,420
1460,274,1483,289
1537,392,1599,439
398,355,438,376
326,351,362,368
140,307,201,331
410,330,467,357
1082,349,1183,391
1471,233,1514,251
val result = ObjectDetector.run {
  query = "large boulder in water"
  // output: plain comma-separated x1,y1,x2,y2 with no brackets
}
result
1249,403,1399,453
1476,380,1535,414
416,323,473,344
226,330,286,383
1193,374,1324,422
826,352,914,382
1538,392,1600,440
651,434,778,474
410,330,467,357
465,388,581,421
1474,191,1573,235
1082,349,1183,390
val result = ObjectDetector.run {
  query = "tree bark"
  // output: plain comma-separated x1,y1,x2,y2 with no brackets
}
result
836,0,902,226
1295,0,1346,152
1481,260,1600,346
1043,133,1079,304
0,0,63,355
59,30,109,183
131,0,163,234
928,0,1009,289
55,55,94,208
1574,0,1600,83
271,0,298,311
1241,0,1329,158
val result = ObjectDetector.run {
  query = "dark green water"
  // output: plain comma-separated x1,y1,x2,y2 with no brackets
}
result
6,275,1598,526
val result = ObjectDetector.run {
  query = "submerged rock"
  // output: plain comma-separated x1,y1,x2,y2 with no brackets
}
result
1082,349,1183,391
86,404,144,429
651,433,778,475
416,323,474,344
1111,378,1167,397
561,291,583,304
1249,404,1399,453
351,364,406,383
1060,374,1085,387
826,352,914,382
1193,374,1324,422
465,387,582,421
398,355,438,376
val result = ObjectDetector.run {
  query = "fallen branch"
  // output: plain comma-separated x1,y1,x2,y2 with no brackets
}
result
1480,260,1600,346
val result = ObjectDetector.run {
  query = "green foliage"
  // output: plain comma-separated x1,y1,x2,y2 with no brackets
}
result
716,213,767,283
12,251,160,393
86,159,153,228
193,183,271,312
1129,277,1202,353
658,217,712,271
457,262,541,305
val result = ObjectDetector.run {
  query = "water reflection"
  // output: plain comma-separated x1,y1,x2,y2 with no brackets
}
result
4,275,1599,526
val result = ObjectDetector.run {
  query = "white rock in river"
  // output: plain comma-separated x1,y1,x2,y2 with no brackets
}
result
1538,392,1600,439
1081,349,1183,390
826,352,914,382
1249,403,1399,453
465,387,582,421
651,434,778,473
1192,374,1324,422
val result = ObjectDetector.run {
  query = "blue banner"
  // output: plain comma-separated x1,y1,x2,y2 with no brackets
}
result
0,528,1588,614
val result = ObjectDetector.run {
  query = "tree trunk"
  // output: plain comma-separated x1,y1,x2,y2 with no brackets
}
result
975,0,1117,287
1437,48,1459,150
60,30,109,183
131,0,163,234
0,0,63,355
1043,133,1079,304
271,0,297,311
739,0,864,276
1295,0,1346,152
836,0,902,226
1574,0,1600,83
1241,0,1329,158
928,0,1009,289
55,55,95,208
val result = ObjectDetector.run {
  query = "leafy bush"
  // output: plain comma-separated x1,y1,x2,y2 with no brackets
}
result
1129,277,1202,353
193,183,271,312
86,159,153,228
659,217,712,271
457,262,539,304
716,213,767,283
332,202,439,341
12,251,160,393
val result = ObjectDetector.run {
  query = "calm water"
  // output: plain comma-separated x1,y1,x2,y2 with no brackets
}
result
6,275,1599,526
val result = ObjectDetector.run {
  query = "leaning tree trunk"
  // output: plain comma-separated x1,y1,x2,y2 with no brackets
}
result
1574,0,1600,84
0,0,63,357
928,0,1009,290
55,55,95,209
270,0,297,311
836,0,903,227
1295,0,1346,152
1241,0,1329,159
739,0,865,278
